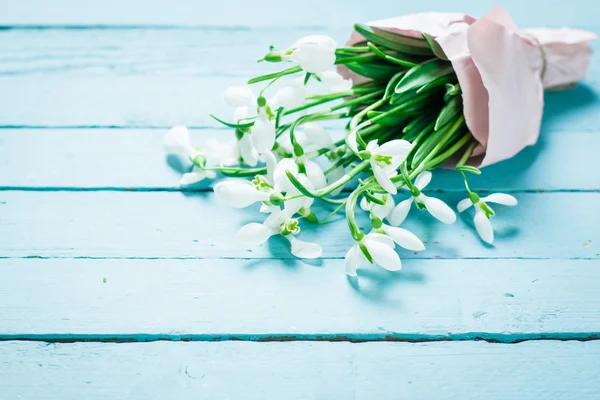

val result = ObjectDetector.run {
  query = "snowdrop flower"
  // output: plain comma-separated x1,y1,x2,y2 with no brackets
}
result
237,133,260,167
180,166,217,186
389,171,456,225
285,35,337,74
223,86,275,154
457,193,518,244
361,194,425,251
237,207,322,259
214,177,275,208
273,154,327,193
164,126,200,160
268,78,307,110
318,70,353,92
365,139,412,195
345,232,400,276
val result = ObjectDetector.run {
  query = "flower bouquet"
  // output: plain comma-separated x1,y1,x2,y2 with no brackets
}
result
164,5,595,276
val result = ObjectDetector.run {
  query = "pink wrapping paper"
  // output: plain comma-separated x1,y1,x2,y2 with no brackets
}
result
342,5,597,167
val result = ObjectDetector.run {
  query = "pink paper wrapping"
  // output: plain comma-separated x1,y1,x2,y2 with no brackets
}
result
342,5,597,167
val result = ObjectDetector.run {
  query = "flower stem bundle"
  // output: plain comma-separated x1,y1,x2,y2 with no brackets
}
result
164,8,596,275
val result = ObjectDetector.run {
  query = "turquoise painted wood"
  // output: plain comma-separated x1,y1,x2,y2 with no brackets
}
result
1,0,600,398
0,191,598,259
1,129,600,191
1,258,599,338
1,341,599,400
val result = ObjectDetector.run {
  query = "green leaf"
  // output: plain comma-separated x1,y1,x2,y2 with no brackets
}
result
354,24,433,56
344,61,399,80
366,111,409,127
384,70,407,98
422,33,448,60
416,73,457,94
395,59,454,94
209,114,254,129
443,83,462,102
285,171,315,197
435,96,463,131
456,165,481,175
367,42,417,68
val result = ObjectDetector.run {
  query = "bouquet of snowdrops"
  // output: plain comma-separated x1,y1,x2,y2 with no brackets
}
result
164,6,595,276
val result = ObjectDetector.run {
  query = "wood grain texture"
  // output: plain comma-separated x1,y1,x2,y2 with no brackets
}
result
1,258,599,337
1,340,599,400
1,0,597,27
1,128,600,191
0,191,598,259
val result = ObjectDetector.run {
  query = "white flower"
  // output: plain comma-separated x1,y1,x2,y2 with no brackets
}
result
179,166,217,186
345,233,400,276
237,207,322,258
366,139,412,195
223,86,256,122
238,133,260,167
318,71,353,92
300,122,335,151
273,155,326,193
205,138,239,167
213,178,272,208
285,35,337,74
222,86,275,155
361,194,425,251
457,193,518,244
164,126,199,159
268,78,307,110
389,171,456,226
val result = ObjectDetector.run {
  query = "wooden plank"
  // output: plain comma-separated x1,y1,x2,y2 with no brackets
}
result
1,340,599,400
1,258,599,336
0,191,598,259
2,28,598,78
1,128,599,191
0,27,341,77
1,0,597,28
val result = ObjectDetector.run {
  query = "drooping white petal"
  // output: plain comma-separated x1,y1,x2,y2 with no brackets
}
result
179,166,216,186
365,232,395,248
204,138,238,167
387,198,413,226
372,163,397,194
270,84,306,110
287,236,322,259
370,194,395,220
457,197,474,213
303,159,327,190
347,130,359,154
344,245,362,277
285,175,314,215
273,158,299,192
327,166,346,197
263,151,277,185
364,236,402,271
318,71,353,92
481,193,518,206
164,126,195,158
382,225,425,251
414,171,432,190
474,208,494,244
303,122,334,149
223,86,255,107
237,222,273,246
290,44,336,74
263,208,289,231
214,180,270,208
251,115,276,154
420,195,456,224
373,139,412,159
234,106,249,122
238,133,259,167
292,35,337,50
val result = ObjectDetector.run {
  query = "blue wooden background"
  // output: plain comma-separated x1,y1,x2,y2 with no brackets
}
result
0,0,599,398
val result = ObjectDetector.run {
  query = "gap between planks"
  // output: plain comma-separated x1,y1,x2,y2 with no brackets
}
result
1,332,599,344
0,187,598,193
